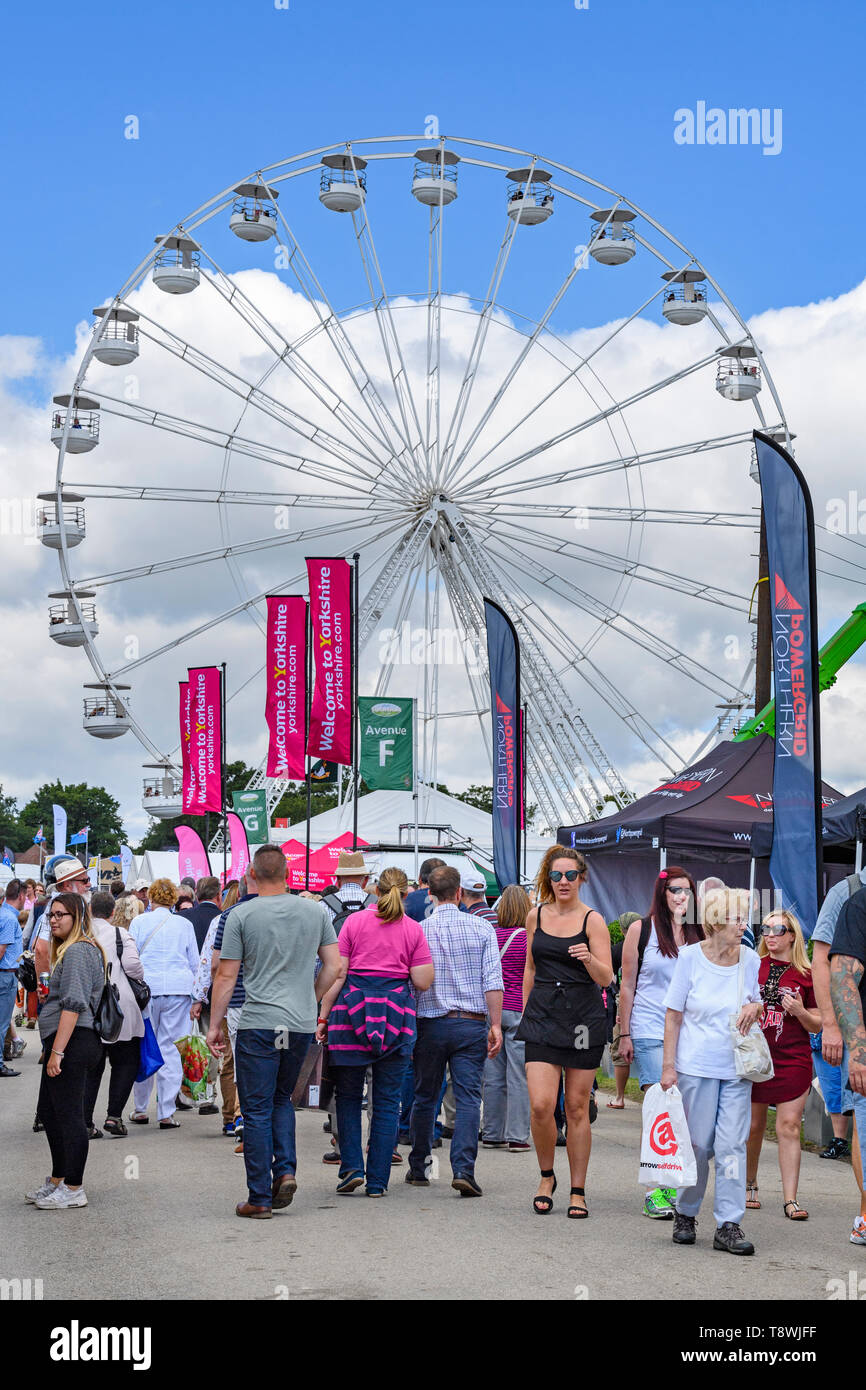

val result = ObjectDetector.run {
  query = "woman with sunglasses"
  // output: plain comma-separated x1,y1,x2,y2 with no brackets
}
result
517,847,611,1219
618,867,703,1219
27,893,106,1210
745,909,820,1220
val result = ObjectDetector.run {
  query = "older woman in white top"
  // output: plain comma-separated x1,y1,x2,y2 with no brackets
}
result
661,886,763,1256
129,879,199,1129
84,892,147,1138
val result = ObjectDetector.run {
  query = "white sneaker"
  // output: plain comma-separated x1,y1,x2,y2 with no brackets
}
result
850,1216,866,1245
35,1182,88,1209
25,1176,55,1204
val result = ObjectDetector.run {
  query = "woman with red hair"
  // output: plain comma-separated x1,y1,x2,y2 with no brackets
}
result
618,866,703,1219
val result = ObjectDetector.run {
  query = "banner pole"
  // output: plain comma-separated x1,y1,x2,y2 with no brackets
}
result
305,605,312,892
221,662,227,887
521,703,527,882
413,696,420,882
352,552,360,851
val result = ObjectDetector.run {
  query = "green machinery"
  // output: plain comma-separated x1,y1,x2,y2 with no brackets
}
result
734,602,866,741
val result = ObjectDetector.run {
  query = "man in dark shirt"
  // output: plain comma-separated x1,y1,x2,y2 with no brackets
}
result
404,858,447,922
829,890,866,1244
187,876,223,952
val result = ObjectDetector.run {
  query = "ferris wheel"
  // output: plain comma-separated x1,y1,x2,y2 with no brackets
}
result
42,134,792,836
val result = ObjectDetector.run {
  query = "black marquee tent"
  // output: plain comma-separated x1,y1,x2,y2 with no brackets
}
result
557,736,849,924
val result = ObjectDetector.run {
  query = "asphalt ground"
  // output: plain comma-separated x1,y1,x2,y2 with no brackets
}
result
2,1041,863,1302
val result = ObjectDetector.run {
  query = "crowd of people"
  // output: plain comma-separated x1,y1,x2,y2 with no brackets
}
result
1,843,864,1252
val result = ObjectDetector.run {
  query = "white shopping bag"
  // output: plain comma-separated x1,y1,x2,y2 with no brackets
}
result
638,1083,697,1190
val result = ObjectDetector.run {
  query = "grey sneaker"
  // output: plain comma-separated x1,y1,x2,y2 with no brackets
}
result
35,1182,88,1209
25,1176,55,1204
672,1212,697,1244
713,1221,754,1255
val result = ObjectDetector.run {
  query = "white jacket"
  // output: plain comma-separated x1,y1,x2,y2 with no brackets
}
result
130,907,199,997
92,919,146,1042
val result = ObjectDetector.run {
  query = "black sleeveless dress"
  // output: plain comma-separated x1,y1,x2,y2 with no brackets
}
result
515,907,607,1069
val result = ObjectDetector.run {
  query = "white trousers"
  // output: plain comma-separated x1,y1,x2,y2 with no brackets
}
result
675,1071,752,1226
133,995,191,1122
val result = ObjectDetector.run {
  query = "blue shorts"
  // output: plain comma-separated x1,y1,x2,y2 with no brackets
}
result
632,1037,665,1089
812,1044,844,1115
841,1047,866,1185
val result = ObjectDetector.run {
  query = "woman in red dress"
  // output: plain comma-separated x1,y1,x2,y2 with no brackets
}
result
746,909,821,1219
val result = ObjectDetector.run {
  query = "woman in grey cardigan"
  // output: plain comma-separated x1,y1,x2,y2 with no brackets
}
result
84,891,147,1138
28,893,106,1210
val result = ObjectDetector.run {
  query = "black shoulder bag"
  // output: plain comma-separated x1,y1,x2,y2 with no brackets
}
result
115,927,151,1011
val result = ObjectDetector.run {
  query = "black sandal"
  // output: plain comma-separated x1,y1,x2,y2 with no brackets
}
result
568,1186,589,1219
533,1169,557,1214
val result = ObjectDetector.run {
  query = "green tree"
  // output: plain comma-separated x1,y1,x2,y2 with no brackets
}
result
19,781,126,857
0,785,21,849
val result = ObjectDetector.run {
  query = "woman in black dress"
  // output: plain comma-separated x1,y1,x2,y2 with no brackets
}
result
518,848,611,1218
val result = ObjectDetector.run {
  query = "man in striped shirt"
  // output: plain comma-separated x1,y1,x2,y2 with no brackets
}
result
407,865,503,1197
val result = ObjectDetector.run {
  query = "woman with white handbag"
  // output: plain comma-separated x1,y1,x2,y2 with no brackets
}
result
660,886,765,1255
745,909,821,1220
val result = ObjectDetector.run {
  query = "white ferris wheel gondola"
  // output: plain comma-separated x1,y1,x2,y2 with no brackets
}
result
141,760,183,818
716,343,762,400
661,269,709,325
51,394,99,453
37,491,86,550
589,208,637,265
229,183,279,242
91,305,140,365
48,589,98,647
45,134,800,834
152,234,201,294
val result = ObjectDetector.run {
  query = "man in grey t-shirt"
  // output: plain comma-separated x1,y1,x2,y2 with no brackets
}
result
208,844,340,1218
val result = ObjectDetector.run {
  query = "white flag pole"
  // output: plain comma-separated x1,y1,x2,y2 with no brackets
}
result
413,697,420,882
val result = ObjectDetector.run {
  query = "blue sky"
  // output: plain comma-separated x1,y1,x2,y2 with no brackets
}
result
3,0,863,357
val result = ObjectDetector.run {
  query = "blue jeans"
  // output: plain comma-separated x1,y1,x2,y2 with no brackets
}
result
812,1039,844,1114
399,1063,448,1138
234,1028,312,1208
0,972,17,1053
410,1017,487,1179
482,1009,530,1143
335,1046,410,1192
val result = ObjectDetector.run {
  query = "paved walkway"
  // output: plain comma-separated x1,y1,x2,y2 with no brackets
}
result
2,1046,863,1301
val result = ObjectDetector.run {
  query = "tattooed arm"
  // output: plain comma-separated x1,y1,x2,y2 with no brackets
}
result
830,954,866,1097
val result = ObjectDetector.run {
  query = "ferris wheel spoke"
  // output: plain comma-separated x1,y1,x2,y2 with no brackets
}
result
487,531,741,701
133,309,384,475
347,179,427,466
104,514,408,681
451,268,695,492
199,251,403,474
453,345,724,492
491,516,750,612
424,195,446,487
257,193,424,486
462,428,754,501
482,547,681,774
436,166,537,490
75,514,378,589
95,390,377,494
65,482,393,512
462,499,755,527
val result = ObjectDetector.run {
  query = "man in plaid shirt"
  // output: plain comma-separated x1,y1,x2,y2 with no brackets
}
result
407,865,503,1197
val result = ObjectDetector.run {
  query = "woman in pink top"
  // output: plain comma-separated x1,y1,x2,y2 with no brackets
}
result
482,885,532,1151
317,867,434,1197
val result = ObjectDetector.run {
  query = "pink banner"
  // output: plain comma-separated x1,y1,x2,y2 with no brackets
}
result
306,558,352,766
175,825,211,884
185,666,222,814
179,682,193,810
286,831,369,891
226,812,250,884
265,596,307,779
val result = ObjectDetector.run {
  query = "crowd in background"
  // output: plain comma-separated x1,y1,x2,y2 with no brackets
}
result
2,843,864,1249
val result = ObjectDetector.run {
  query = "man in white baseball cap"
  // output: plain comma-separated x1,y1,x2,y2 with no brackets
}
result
460,870,497,926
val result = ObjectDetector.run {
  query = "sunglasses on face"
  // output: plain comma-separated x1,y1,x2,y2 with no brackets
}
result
762,924,791,937
666,886,689,897
550,869,579,883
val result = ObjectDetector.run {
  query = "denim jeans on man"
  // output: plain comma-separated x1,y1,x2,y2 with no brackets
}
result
235,1029,312,1208
0,972,18,1055
410,1017,488,1178
336,1045,411,1191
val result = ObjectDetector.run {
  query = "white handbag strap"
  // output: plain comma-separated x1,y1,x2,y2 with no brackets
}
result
499,927,524,960
737,946,745,1006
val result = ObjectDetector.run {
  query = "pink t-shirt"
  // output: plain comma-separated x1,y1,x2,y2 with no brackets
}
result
338,907,433,977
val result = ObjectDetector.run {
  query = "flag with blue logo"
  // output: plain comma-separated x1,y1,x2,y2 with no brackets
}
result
69,827,90,846
2,847,14,868
484,598,522,891
754,430,823,938
33,825,45,845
